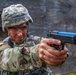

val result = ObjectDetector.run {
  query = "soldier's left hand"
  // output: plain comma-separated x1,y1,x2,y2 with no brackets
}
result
38,38,68,66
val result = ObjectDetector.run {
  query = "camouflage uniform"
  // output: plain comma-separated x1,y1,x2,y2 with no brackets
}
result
0,35,52,75
0,4,53,75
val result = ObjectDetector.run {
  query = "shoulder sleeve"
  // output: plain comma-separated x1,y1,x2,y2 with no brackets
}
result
0,47,25,71
0,42,21,71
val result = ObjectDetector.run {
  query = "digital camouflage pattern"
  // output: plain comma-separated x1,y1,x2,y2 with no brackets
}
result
1,4,33,31
0,35,53,75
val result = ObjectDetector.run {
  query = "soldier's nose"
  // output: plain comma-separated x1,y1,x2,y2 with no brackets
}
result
17,32,23,36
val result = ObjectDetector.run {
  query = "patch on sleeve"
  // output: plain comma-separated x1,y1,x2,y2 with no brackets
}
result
0,41,10,51
0,41,4,46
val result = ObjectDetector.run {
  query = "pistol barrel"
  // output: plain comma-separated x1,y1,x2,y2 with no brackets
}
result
47,30,76,44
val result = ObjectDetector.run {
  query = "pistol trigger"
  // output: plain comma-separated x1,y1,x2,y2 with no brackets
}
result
62,43,65,50
50,44,61,50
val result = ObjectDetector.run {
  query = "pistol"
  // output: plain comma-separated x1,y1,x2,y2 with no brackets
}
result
47,30,76,50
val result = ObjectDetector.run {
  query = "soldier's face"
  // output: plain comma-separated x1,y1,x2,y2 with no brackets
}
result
7,23,28,44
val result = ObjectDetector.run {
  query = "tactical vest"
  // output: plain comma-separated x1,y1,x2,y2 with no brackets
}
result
0,37,52,75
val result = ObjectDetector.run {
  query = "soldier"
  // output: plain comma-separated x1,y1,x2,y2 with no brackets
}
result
0,4,68,75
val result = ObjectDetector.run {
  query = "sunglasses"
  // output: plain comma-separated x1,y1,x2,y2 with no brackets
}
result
8,26,28,30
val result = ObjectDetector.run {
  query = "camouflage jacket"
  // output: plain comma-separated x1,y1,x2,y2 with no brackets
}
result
0,35,52,75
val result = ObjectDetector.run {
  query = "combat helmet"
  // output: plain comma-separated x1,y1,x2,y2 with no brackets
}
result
1,4,33,31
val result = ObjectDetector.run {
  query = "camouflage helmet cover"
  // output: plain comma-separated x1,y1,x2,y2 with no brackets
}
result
1,4,33,31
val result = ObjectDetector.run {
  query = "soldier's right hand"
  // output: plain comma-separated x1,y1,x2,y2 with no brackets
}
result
38,38,68,66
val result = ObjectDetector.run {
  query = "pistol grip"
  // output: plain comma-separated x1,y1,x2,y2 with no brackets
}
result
50,43,64,50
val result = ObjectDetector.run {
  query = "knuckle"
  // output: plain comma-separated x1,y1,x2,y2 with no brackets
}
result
39,54,43,58
39,43,45,48
56,52,61,56
39,49,44,54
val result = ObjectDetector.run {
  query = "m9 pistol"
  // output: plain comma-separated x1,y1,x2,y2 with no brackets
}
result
47,30,76,50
